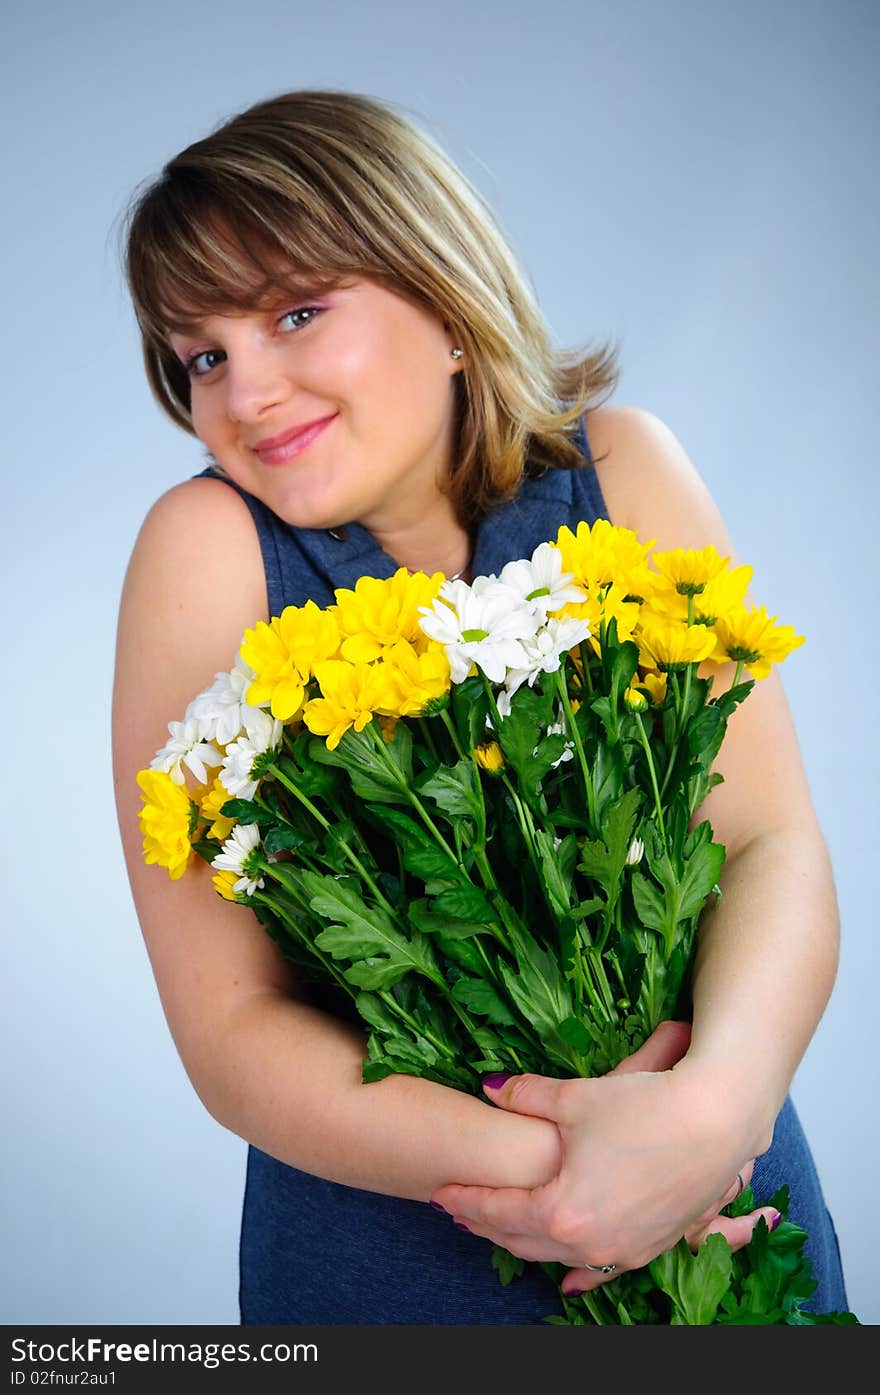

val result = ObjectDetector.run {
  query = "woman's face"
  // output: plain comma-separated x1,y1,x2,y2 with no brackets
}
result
168,278,464,535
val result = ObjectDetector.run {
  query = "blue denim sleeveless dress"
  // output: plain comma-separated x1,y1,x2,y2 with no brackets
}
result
198,418,848,1323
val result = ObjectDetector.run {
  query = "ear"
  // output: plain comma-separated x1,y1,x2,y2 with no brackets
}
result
442,321,465,373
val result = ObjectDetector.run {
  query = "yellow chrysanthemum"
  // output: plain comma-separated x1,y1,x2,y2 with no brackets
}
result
212,869,240,902
553,519,656,599
638,669,668,705
198,777,237,841
372,639,451,717
474,740,505,772
635,613,718,670
302,660,382,750
335,568,445,663
559,582,641,654
136,768,196,880
650,564,754,627
708,605,805,679
650,545,730,596
240,601,341,721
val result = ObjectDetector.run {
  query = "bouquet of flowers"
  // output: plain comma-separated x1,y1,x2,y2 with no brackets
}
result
137,518,857,1324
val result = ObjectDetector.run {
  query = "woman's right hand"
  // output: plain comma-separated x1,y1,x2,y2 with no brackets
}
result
432,1021,772,1295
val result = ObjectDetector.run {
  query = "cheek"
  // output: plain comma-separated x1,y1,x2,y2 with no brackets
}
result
190,393,227,448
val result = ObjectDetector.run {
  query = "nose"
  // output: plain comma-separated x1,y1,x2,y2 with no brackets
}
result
225,346,290,423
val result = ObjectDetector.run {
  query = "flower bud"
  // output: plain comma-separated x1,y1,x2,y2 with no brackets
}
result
626,836,645,866
474,741,505,773
624,684,648,712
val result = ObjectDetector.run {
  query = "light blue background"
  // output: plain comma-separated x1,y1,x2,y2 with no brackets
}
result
3,0,877,1325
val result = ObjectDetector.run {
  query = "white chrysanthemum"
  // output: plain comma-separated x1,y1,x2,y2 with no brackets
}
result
220,707,283,799
504,616,592,699
211,824,265,896
626,837,645,866
418,578,538,684
541,718,574,767
151,715,224,785
498,543,586,620
188,661,261,746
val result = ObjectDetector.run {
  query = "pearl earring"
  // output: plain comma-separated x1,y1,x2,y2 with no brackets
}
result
450,347,463,359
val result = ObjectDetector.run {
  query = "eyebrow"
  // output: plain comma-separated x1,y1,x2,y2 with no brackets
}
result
163,279,344,339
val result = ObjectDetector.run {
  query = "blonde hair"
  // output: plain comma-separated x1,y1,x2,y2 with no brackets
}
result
124,89,620,525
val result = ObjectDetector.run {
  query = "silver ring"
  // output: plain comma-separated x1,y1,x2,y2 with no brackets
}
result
734,1171,745,1199
582,1262,617,1274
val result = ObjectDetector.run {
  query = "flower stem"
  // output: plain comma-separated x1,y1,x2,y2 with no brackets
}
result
268,761,397,916
555,671,598,833
363,723,459,863
439,707,466,760
633,712,667,846
479,672,505,734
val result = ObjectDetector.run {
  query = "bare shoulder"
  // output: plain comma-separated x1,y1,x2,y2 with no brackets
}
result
116,478,268,731
130,474,267,606
585,405,738,559
112,476,303,1058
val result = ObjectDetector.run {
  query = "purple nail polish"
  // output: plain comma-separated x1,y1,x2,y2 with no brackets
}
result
454,1221,470,1232
770,1211,782,1232
563,1287,587,1299
483,1073,512,1090
429,1201,447,1213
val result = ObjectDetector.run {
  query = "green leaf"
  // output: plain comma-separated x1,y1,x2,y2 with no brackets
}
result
498,942,573,1045
219,798,263,825
678,839,726,920
496,686,557,796
344,957,414,990
419,759,483,821
578,788,641,905
433,933,488,975
491,1246,526,1286
533,830,577,918
285,732,337,799
403,844,463,886
449,675,489,751
451,976,517,1025
407,900,480,940
365,805,429,849
649,1233,733,1325
432,882,497,924
354,992,401,1035
309,723,413,804
321,818,360,872
557,1016,593,1054
361,1059,395,1083
302,870,439,988
263,825,313,855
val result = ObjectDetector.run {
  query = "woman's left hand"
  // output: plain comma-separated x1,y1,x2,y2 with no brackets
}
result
429,1022,777,1295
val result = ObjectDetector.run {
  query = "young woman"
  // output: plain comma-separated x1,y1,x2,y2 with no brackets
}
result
112,89,848,1323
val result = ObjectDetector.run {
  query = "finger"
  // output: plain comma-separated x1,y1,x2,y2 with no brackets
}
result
560,1263,625,1298
481,1071,576,1124
690,1206,781,1254
717,1158,755,1209
429,1182,542,1236
452,1220,578,1267
608,1020,692,1076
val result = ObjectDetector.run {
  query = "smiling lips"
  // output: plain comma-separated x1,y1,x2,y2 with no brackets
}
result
252,413,338,465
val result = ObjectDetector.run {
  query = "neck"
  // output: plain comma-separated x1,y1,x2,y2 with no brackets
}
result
365,492,471,580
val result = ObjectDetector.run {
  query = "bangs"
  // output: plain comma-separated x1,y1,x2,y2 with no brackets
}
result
126,170,365,343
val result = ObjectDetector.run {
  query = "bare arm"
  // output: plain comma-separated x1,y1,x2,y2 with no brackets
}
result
594,407,839,1152
112,477,561,1201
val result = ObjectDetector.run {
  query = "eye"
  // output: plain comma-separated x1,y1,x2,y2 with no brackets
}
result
277,306,322,333
183,348,226,379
